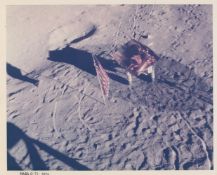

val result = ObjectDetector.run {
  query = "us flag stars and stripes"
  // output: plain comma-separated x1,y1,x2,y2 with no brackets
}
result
93,55,110,102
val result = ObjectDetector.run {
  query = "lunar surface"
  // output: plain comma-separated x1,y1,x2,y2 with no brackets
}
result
7,5,213,170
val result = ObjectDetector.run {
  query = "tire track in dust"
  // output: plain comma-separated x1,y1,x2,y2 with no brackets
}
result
178,112,212,169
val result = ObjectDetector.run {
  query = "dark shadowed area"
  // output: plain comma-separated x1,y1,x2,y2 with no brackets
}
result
7,122,91,170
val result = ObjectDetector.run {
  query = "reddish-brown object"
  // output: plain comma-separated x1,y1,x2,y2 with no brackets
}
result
111,39,159,76
93,55,110,99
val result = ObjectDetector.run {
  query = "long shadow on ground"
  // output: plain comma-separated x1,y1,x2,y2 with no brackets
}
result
7,122,91,170
7,63,39,86
48,46,129,85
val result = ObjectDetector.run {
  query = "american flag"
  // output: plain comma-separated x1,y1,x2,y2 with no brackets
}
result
93,55,110,99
